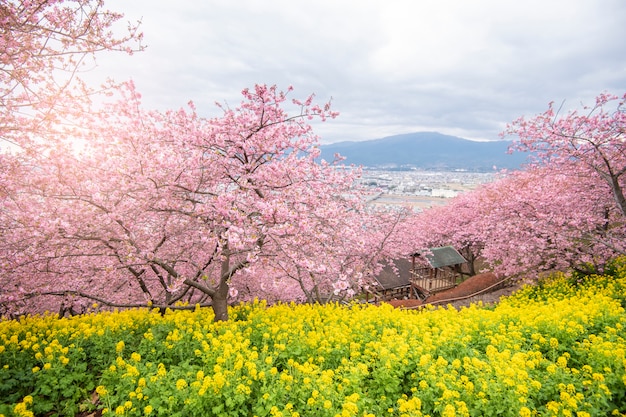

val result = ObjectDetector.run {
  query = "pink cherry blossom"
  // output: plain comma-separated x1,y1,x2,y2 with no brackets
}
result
1,78,411,320
408,92,626,279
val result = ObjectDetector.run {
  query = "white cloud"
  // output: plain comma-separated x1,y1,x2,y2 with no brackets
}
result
92,0,626,143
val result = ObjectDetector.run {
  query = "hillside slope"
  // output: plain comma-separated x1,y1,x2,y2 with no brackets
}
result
320,132,529,171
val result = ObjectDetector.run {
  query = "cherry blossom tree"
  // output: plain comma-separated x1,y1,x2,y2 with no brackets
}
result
0,1,409,321
406,92,626,280
0,0,143,147
1,0,142,317
505,92,626,217
1,82,403,321
477,168,622,277
502,92,626,270
406,192,490,277
410,165,624,279
233,187,366,305
231,204,412,305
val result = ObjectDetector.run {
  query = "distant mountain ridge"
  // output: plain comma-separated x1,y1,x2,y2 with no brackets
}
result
319,132,528,171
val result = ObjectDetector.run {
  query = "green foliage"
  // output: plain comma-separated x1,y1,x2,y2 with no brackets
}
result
2,260,626,416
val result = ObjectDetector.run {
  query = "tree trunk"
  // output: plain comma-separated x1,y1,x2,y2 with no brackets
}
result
212,290,229,322
212,255,232,322
610,174,626,218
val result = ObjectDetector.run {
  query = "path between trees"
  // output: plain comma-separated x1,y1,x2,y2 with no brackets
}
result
386,272,520,309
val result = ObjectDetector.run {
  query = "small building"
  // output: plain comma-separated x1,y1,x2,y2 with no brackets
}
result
411,246,467,294
368,258,418,302
431,188,458,198
367,246,467,302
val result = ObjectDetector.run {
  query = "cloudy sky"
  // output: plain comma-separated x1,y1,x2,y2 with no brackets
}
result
94,0,626,143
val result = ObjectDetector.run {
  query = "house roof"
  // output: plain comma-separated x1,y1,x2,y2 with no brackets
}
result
373,247,466,291
420,246,467,268
373,258,413,290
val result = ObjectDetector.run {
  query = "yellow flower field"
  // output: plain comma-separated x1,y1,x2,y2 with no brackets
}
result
1,260,626,417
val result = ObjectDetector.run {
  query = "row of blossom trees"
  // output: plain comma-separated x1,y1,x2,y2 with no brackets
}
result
0,76,413,320
410,93,626,279
2,1,624,321
0,1,413,320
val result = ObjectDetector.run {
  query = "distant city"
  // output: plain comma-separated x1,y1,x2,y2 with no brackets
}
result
359,169,497,211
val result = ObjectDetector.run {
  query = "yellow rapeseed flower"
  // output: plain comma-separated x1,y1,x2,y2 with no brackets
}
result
176,379,187,391
546,401,560,414
442,404,456,417
13,399,34,417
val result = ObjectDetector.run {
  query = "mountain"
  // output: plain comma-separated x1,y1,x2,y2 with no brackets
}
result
319,132,529,171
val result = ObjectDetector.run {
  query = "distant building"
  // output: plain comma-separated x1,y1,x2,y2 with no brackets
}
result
431,188,458,198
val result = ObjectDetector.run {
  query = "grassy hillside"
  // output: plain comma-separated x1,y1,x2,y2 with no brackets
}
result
1,260,625,417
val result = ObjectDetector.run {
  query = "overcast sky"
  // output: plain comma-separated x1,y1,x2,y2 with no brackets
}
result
93,0,626,143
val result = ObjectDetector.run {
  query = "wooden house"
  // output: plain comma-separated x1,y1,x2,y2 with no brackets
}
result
411,246,467,294
367,258,418,302
367,246,467,302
